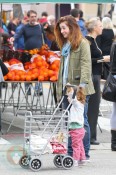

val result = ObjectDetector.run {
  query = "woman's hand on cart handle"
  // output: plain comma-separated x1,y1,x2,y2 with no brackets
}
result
65,83,77,88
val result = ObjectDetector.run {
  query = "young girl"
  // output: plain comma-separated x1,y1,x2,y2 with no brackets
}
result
66,85,86,166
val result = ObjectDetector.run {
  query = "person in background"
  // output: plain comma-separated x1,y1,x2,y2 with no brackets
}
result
70,8,87,37
100,17,114,56
14,17,29,50
85,17,110,145
44,25,60,104
109,41,116,151
39,11,48,24
0,24,10,51
13,10,46,95
54,15,95,161
7,17,20,37
97,17,114,80
42,22,52,48
0,19,9,34
66,85,86,166
44,25,59,51
47,15,56,26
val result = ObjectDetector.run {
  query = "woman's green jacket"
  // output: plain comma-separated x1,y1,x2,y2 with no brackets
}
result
57,38,95,98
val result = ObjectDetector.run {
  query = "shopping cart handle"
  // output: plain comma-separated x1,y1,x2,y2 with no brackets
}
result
72,87,77,99
65,84,77,88
63,84,77,97
63,86,67,96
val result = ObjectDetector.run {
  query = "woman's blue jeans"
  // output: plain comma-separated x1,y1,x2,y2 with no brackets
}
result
68,95,90,159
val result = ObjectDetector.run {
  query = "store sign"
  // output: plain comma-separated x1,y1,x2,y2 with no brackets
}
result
0,0,115,3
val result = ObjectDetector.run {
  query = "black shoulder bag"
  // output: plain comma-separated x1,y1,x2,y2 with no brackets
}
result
102,44,116,102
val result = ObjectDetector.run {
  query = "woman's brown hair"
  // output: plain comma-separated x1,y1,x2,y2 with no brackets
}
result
54,15,83,50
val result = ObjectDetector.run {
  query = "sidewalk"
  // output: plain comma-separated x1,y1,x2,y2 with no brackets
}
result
0,123,115,175
0,143,115,175
0,83,115,174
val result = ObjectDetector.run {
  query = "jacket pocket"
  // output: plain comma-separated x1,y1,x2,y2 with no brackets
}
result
70,69,81,84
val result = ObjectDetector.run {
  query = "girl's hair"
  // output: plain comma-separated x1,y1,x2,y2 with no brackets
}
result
76,87,86,104
54,15,83,50
86,17,100,33
102,17,113,29
66,86,86,104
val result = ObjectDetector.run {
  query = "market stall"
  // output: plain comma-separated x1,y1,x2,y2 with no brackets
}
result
0,44,60,132
1,80,57,132
0,0,114,134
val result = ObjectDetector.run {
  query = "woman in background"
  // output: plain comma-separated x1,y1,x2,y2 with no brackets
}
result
44,25,59,51
86,17,110,145
44,25,60,104
97,17,114,80
110,41,116,151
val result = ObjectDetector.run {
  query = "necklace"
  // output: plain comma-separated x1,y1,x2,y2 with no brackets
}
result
88,34,102,54
94,39,102,54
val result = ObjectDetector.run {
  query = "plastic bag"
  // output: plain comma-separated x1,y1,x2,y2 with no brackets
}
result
50,142,67,154
30,135,53,154
10,63,25,71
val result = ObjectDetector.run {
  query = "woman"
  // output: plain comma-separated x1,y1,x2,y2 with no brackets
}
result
44,25,60,104
97,17,114,80
85,17,110,145
110,41,116,151
100,17,114,56
44,25,59,51
54,15,95,160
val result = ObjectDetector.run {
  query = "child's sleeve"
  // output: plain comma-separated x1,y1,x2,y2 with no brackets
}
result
71,99,80,108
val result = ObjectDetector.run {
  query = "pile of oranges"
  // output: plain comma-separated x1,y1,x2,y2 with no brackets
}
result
4,46,60,82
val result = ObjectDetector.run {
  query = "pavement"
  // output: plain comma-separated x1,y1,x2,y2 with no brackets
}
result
0,82,116,175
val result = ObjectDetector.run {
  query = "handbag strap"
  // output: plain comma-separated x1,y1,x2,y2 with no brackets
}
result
39,24,45,45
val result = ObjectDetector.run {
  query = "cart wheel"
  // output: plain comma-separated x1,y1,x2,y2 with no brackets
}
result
29,157,42,171
19,155,31,169
61,156,74,170
53,154,64,168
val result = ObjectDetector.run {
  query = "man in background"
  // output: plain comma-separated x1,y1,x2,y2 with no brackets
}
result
70,8,87,37
13,10,46,95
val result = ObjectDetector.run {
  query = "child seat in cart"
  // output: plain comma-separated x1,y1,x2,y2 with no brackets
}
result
19,84,77,171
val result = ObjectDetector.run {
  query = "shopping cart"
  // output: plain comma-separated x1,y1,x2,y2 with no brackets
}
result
19,84,77,171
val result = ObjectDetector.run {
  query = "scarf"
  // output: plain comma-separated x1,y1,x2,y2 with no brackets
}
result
61,42,71,87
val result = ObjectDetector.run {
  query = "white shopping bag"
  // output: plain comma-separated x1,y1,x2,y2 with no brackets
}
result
10,63,25,71
30,135,53,154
